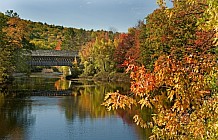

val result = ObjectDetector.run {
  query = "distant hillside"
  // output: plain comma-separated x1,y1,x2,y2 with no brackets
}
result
27,21,91,50
2,10,117,51
27,20,118,51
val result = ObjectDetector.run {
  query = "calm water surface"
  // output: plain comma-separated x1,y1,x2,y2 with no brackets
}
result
0,73,150,140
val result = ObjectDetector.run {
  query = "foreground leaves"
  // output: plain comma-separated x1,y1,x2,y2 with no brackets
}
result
102,91,136,111
103,0,218,139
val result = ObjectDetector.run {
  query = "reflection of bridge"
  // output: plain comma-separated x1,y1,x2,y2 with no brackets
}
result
13,89,81,96
29,50,79,66
29,90,73,96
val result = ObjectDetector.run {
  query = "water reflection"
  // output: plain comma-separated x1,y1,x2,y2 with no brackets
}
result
0,74,150,140
55,77,72,91
59,84,117,121
0,90,35,139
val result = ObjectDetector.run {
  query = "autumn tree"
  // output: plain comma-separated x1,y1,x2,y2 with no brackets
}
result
92,37,115,73
113,27,141,72
0,13,10,83
0,11,36,80
0,13,16,83
103,0,218,139
125,26,141,64
113,33,134,72
79,41,96,76
4,11,35,74
79,32,116,77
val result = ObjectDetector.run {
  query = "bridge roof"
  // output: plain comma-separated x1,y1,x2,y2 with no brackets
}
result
31,50,78,57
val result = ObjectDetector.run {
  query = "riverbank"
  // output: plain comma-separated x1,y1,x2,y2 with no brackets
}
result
79,72,130,83
11,71,130,83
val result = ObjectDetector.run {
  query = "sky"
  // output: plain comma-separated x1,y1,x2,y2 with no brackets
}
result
0,0,159,32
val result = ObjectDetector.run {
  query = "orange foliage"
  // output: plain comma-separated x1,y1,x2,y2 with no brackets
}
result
3,17,29,48
103,1,218,139
55,40,62,50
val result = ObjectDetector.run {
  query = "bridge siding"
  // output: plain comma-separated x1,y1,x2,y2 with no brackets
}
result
29,50,79,66
31,50,78,57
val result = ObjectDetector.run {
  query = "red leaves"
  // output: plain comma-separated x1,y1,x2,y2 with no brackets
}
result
113,33,132,69
113,29,141,70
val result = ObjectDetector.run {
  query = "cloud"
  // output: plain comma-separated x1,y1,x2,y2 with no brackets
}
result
86,1,92,5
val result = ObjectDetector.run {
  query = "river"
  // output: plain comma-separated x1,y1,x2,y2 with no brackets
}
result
0,73,151,140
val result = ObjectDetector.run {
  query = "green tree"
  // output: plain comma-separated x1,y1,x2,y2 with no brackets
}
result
4,12,35,74
5,10,19,18
92,38,115,73
79,33,116,77
62,28,92,51
0,13,15,83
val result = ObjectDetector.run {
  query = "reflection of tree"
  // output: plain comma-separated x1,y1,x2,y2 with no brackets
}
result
12,76,58,91
59,85,114,121
59,81,131,121
54,77,71,91
59,80,151,139
116,108,152,140
13,75,73,92
0,91,35,139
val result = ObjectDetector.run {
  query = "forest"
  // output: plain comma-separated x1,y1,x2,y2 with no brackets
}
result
0,0,218,139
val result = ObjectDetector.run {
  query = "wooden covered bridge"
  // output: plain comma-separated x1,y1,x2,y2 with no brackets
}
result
29,50,79,66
